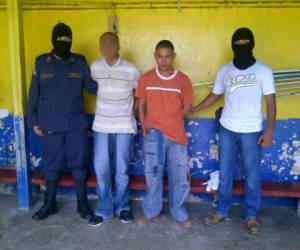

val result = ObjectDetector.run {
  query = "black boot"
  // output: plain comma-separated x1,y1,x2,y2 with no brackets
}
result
32,180,58,220
75,179,94,220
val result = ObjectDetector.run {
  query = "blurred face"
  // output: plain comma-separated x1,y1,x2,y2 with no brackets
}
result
100,34,120,60
154,48,176,72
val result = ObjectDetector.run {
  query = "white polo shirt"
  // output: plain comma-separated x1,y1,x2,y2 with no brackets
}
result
91,56,140,133
213,60,276,133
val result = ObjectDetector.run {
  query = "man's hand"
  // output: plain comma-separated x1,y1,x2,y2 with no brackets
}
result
191,93,222,113
258,94,276,148
138,99,147,136
183,105,192,117
33,125,43,136
190,106,199,113
141,122,147,137
257,130,273,148
133,98,139,117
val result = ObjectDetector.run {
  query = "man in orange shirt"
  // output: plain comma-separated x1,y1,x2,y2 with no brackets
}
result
135,40,194,228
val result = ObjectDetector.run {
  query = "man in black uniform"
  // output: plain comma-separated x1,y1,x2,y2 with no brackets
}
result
27,23,102,225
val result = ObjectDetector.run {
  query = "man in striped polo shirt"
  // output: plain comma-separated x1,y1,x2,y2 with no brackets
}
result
89,32,140,225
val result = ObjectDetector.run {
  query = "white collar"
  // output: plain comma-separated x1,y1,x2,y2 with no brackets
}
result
155,67,178,80
104,55,122,68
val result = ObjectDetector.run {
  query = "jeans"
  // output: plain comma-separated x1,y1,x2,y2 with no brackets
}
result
216,125,262,219
142,128,190,222
93,131,133,219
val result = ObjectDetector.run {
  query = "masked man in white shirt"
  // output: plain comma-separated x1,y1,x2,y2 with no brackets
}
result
192,28,276,233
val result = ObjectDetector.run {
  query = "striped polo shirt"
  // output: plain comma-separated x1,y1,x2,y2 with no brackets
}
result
91,56,140,133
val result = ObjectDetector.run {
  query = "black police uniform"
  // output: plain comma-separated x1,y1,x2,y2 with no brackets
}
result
28,23,102,225
27,52,98,181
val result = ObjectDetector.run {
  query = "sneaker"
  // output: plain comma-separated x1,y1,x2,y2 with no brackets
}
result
179,218,193,228
88,215,103,227
119,210,134,224
245,218,260,234
136,215,161,227
203,213,225,225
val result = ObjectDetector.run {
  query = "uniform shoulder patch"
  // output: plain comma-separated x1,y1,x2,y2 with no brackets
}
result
68,73,81,78
40,73,54,79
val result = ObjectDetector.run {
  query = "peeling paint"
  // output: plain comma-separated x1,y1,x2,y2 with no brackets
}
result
209,144,218,160
0,115,16,166
0,109,9,119
201,170,210,175
188,120,199,126
290,149,300,175
279,142,291,161
189,157,203,169
292,141,300,148
215,133,219,141
30,154,42,168
188,120,194,126
271,165,277,171
281,142,289,151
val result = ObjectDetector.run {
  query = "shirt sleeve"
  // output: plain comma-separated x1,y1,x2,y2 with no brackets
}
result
262,67,276,95
90,62,97,81
135,76,146,100
212,68,225,95
83,58,98,95
132,67,141,89
27,60,40,127
181,75,194,106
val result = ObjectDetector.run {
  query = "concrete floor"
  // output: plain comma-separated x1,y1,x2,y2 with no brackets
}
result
0,194,300,250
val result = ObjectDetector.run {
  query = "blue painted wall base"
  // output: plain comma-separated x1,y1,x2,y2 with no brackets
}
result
1,115,300,207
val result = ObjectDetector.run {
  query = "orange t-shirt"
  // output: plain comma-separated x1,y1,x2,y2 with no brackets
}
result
135,68,194,145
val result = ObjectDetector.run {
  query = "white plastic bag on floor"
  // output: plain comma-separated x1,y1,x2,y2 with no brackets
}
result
203,170,219,192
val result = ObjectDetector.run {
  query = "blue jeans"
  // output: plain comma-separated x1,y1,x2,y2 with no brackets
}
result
93,132,133,219
142,128,190,222
216,125,262,219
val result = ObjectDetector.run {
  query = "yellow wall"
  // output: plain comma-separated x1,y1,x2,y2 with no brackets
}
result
0,6,300,118
0,11,11,112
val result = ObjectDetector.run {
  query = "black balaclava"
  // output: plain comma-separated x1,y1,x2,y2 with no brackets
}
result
232,27,256,70
52,23,72,60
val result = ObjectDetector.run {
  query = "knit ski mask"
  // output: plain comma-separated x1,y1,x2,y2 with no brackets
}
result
52,23,72,60
232,28,256,70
